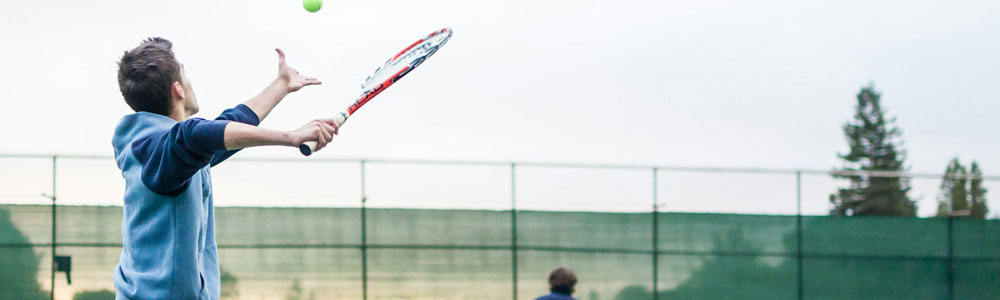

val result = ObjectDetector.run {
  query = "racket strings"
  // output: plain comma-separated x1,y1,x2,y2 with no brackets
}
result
361,31,452,90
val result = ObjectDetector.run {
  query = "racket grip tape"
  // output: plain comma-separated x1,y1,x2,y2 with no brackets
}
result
299,112,349,156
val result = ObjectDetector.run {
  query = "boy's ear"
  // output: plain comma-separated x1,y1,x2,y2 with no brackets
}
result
172,81,185,100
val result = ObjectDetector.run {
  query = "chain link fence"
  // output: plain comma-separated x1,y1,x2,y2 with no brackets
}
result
1,154,998,300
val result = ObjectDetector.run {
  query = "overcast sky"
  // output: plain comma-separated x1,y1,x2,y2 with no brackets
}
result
0,0,998,217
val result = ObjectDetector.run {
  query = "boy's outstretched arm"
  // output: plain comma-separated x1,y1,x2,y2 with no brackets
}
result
134,118,338,196
222,119,338,151
243,48,321,121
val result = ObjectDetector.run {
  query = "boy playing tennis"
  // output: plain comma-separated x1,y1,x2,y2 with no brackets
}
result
111,37,337,299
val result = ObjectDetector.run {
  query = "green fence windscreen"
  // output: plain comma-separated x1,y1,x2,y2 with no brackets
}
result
1,204,999,300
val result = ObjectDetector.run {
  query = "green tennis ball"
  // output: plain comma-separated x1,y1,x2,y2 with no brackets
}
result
303,0,322,13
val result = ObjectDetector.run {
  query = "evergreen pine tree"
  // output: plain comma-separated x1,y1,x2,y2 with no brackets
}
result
0,207,45,299
934,159,989,219
969,161,990,219
935,158,968,217
935,162,955,217
830,84,915,216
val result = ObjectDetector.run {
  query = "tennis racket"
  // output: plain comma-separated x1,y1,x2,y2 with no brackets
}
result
299,27,453,156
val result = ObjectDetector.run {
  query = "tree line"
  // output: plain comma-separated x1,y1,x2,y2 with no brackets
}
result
829,84,990,218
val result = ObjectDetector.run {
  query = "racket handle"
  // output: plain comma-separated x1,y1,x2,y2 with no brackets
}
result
299,112,349,156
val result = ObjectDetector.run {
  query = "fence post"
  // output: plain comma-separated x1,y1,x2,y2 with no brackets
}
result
511,163,518,300
947,216,954,300
361,160,368,300
50,156,57,300
652,168,658,300
796,171,803,300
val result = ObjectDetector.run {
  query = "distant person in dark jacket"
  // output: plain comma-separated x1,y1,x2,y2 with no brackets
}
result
535,267,578,300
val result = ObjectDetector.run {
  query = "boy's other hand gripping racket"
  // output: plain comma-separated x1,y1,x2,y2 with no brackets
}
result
299,27,453,156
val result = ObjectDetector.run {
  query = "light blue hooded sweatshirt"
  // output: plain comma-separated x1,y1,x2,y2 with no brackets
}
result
111,105,258,300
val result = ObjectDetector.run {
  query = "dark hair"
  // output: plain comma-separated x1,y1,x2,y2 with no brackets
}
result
117,37,181,115
548,267,577,295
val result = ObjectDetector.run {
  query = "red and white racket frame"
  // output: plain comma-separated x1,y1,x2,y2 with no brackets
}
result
300,27,453,156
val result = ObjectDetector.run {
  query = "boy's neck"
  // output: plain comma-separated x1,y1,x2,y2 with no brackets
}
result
167,105,189,122
167,111,185,122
